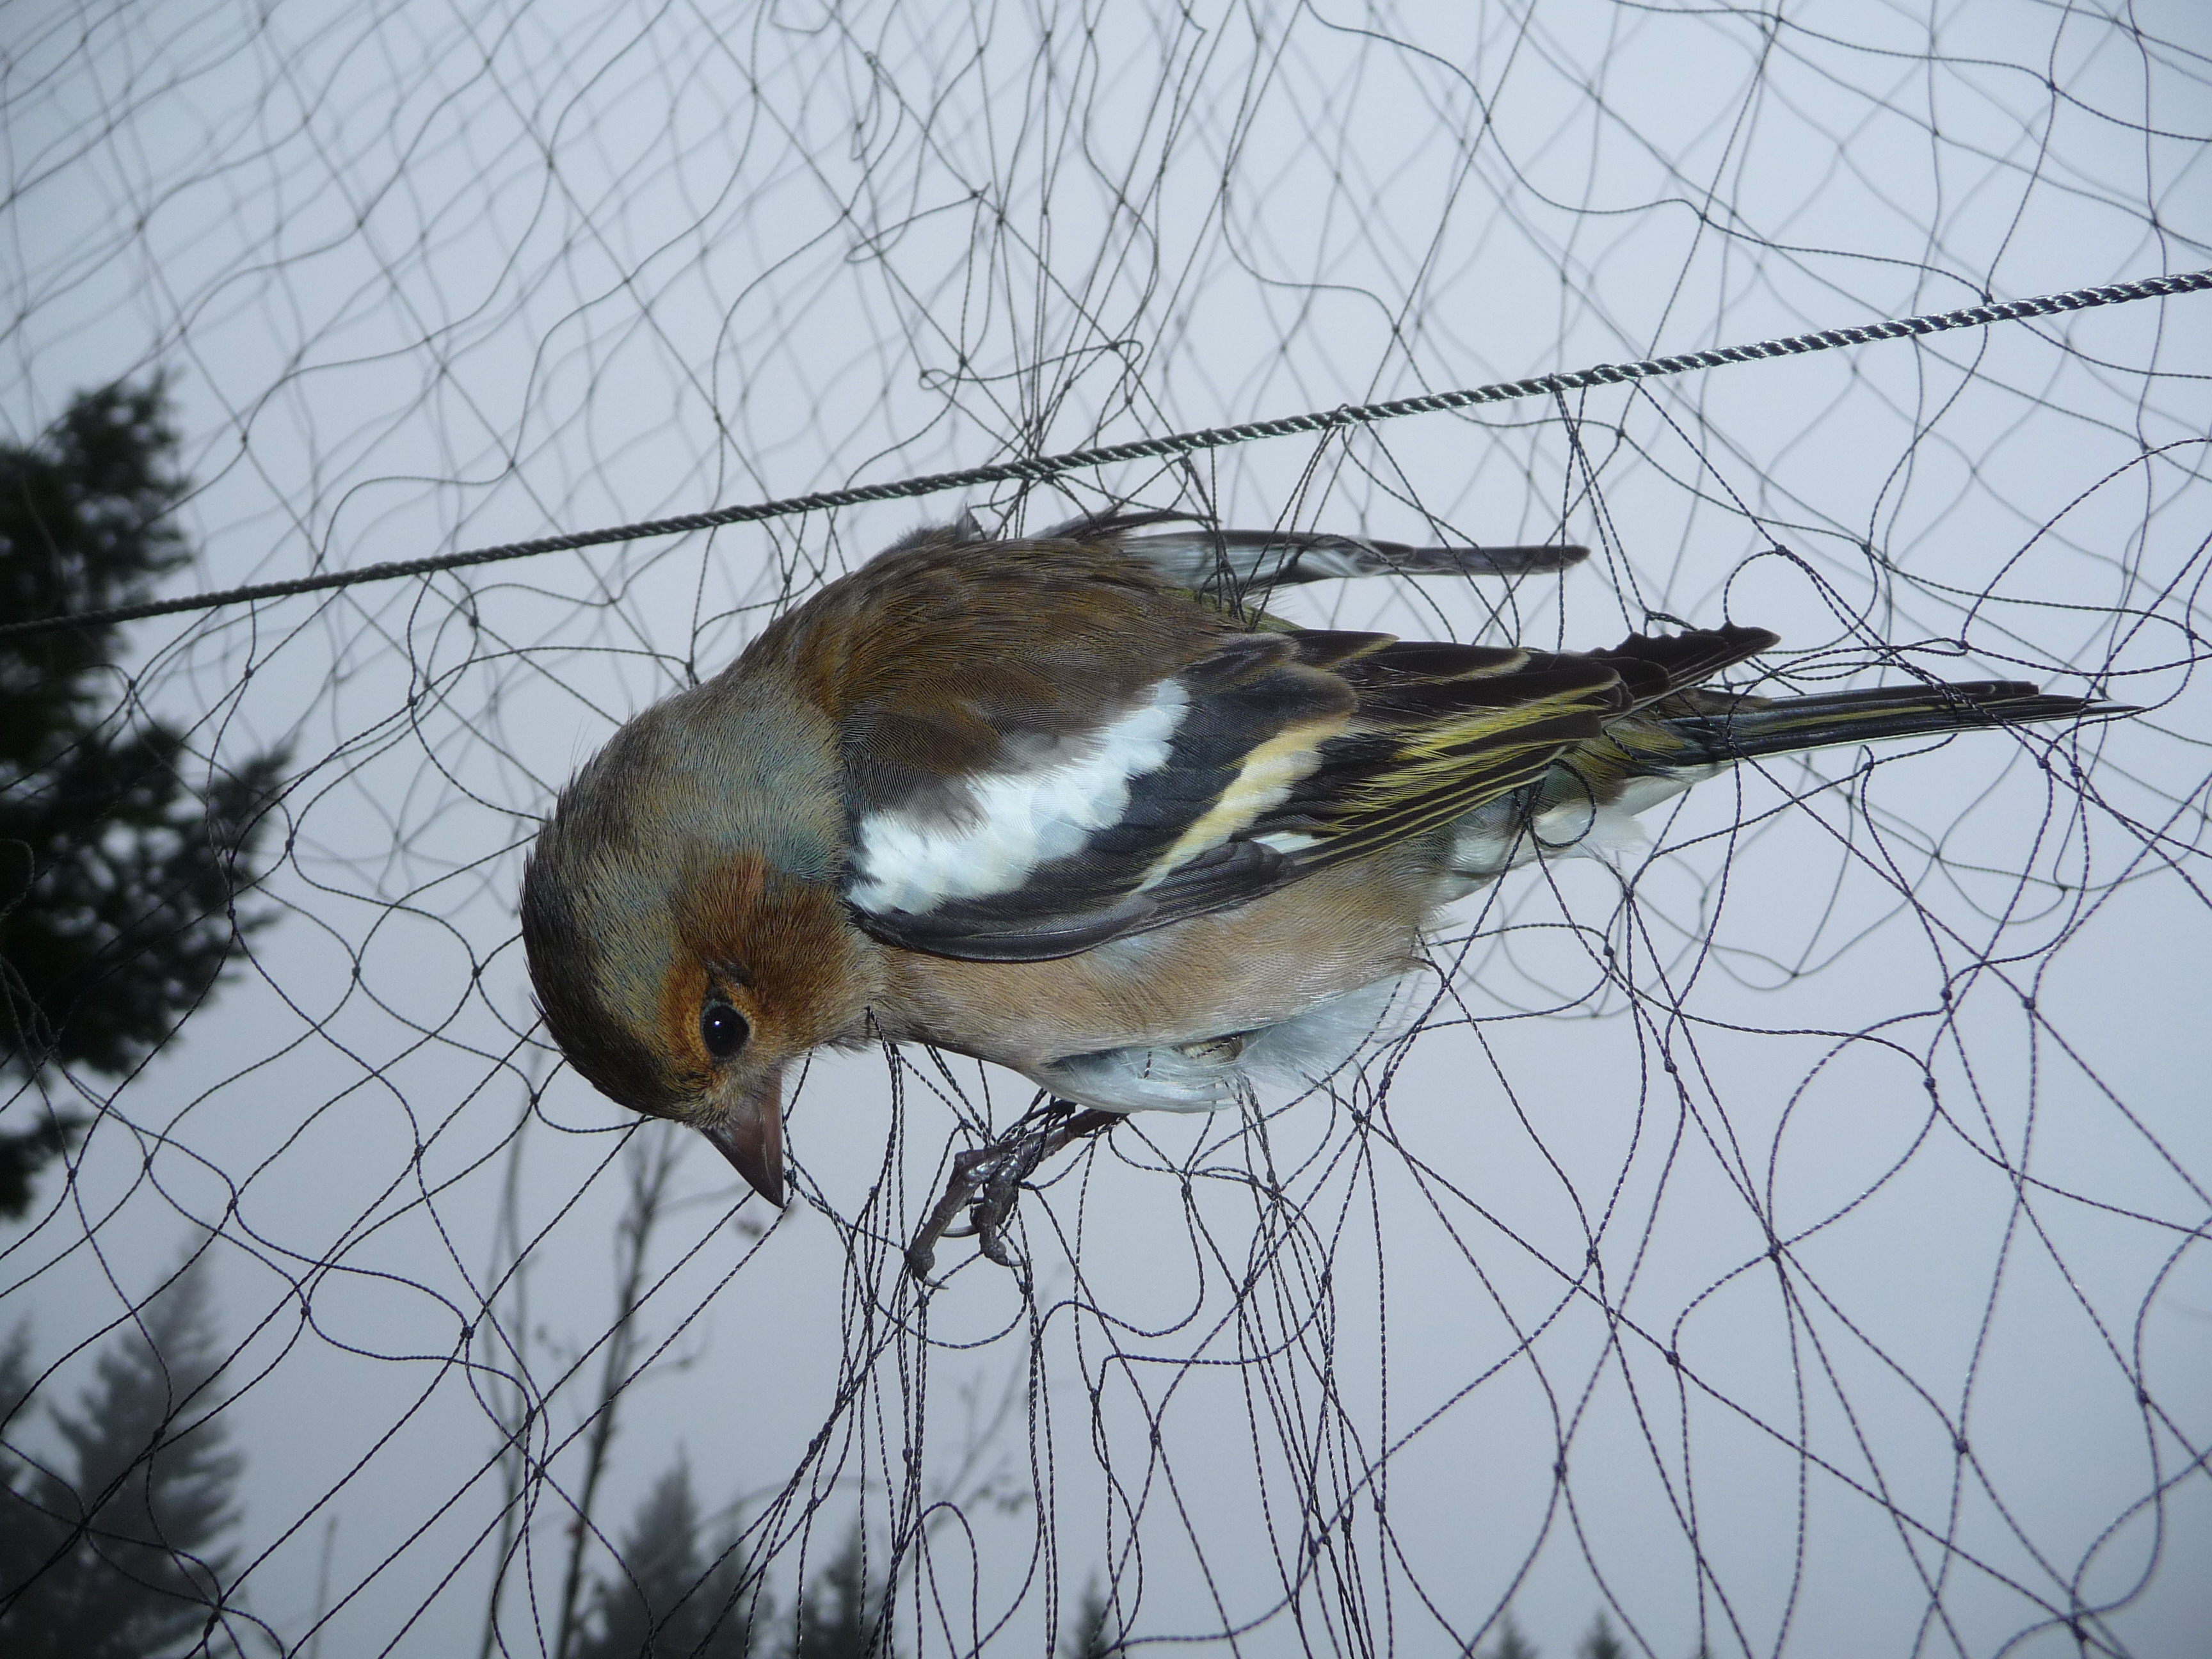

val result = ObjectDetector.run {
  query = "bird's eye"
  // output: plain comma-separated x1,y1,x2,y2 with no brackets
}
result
700,1001,749,1061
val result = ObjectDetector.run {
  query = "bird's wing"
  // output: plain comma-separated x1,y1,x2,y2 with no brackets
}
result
1263,643,1632,874
828,562,1385,959
808,538,1635,961
1585,624,1782,709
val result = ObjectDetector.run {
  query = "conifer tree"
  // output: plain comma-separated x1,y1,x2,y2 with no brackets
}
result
1579,1610,1626,1659
1061,1576,1122,1658
0,1261,244,1656
572,1461,762,1659
792,1525,894,1659
1475,1610,1537,1659
0,1324,42,1608
0,378,287,1212
0,1116,81,1222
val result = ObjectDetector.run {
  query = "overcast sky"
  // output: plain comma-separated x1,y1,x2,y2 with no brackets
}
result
6,1,2211,1655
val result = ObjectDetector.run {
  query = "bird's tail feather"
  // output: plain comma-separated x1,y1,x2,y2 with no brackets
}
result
1658,680,2120,766
1100,520,1589,588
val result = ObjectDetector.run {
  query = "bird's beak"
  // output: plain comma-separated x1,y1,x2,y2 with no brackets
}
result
699,1065,785,1206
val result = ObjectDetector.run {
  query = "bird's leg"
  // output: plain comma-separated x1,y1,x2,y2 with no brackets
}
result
906,1102,1118,1280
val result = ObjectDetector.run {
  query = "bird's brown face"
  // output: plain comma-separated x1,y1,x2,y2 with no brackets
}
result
649,856,881,1204
523,826,879,1206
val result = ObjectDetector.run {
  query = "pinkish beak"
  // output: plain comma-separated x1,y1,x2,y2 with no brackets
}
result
699,1066,785,1206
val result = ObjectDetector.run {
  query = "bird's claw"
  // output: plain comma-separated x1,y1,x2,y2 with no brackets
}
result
906,1103,1117,1281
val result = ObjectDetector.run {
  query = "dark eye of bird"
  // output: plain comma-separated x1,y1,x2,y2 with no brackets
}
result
700,1001,749,1061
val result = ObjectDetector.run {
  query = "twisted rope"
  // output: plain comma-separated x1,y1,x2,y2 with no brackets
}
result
8,267,2206,641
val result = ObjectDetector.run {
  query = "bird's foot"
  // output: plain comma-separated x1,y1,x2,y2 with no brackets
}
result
906,1102,1118,1281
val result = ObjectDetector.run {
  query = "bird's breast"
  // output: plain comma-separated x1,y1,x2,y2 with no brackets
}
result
869,842,1443,1069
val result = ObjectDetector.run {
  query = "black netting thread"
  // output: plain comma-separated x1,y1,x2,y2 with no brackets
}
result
6,266,2204,641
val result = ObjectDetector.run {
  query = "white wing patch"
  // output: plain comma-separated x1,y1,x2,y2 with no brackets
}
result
847,680,1190,916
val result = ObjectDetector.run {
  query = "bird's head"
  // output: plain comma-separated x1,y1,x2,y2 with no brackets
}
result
518,675,877,1204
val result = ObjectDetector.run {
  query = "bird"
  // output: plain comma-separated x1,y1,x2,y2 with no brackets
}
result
519,509,2119,1269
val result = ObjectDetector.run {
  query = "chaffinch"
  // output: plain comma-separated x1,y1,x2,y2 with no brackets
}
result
520,509,2113,1266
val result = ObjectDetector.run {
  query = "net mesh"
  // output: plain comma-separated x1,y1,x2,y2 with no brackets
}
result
3,2,2208,1655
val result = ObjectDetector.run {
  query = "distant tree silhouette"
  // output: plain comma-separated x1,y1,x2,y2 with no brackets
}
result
791,1525,894,1659
1473,1610,1539,1659
0,1324,41,1608
0,377,286,1213
0,1115,81,1222
0,1260,244,1655
572,1460,764,1659
1061,1576,1122,1658
1464,1605,1655,1658
1580,1610,1626,1659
